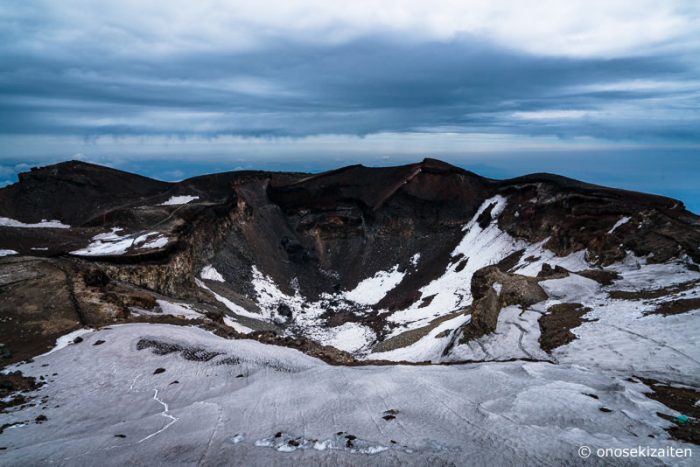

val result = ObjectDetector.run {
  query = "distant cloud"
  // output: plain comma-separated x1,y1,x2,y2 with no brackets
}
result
511,110,599,120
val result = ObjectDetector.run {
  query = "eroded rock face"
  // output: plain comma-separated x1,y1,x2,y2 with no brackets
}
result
0,258,120,364
462,266,548,342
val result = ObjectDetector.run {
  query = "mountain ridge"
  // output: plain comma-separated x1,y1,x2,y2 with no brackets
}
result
1,158,698,362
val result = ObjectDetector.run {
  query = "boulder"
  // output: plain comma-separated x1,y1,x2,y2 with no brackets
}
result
462,266,547,342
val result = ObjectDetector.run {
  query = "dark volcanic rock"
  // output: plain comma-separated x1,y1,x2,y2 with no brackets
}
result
537,263,569,279
496,173,700,265
462,266,547,341
137,339,222,362
277,303,293,319
0,161,170,225
2,159,698,304
0,257,122,364
538,303,592,353
651,298,700,317
575,269,621,286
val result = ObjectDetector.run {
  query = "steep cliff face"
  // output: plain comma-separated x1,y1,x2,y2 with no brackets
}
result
207,160,492,306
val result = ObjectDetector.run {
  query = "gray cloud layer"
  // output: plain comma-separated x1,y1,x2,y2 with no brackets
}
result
1,1,699,144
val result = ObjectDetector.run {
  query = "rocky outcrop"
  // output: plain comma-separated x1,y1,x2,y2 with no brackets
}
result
495,175,700,265
537,263,569,279
0,257,121,364
462,266,548,341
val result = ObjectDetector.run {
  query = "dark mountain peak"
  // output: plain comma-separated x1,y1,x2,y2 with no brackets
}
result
2,160,170,225
418,157,465,172
267,159,489,212
18,160,159,185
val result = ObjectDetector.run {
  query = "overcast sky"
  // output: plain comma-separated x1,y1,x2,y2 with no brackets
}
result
1,1,699,210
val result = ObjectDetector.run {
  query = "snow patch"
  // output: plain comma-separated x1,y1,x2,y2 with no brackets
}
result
140,236,168,249
368,312,471,362
342,264,404,305
539,275,600,302
608,216,631,234
254,431,391,455
0,217,70,229
201,265,225,282
223,317,253,334
71,228,168,256
444,254,700,381
155,300,204,320
324,323,375,354
248,267,379,353
197,278,269,320
448,305,549,362
0,249,18,257
159,195,199,206
132,300,204,321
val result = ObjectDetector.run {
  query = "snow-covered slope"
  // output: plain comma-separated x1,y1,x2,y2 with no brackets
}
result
2,324,696,466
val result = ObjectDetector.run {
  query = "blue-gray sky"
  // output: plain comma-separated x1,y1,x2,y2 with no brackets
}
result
1,1,699,211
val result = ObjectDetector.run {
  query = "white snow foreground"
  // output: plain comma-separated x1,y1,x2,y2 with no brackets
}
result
3,324,697,466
